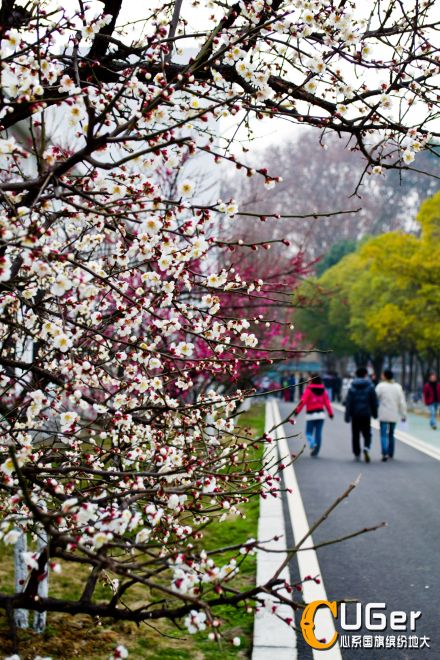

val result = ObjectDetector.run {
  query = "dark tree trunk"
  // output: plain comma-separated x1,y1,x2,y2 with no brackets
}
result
417,354,427,384
354,351,369,367
408,351,414,391
371,354,384,381
337,356,349,376
323,354,337,371
401,351,407,390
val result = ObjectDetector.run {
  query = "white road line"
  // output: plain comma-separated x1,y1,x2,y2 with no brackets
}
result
272,399,342,660
390,428,440,461
332,403,440,461
252,401,297,659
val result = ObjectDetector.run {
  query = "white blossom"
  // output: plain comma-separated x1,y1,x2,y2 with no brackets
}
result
3,529,21,545
184,609,207,634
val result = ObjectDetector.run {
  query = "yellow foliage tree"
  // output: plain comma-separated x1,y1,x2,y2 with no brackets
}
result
295,191,440,377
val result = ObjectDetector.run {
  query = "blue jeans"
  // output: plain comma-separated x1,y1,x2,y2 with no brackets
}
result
306,419,324,452
380,422,396,457
428,403,438,427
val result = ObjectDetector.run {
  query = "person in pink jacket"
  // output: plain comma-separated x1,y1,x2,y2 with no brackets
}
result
294,374,334,456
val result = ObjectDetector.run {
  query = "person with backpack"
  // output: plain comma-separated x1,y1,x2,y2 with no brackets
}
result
344,367,378,462
376,369,407,461
294,374,333,457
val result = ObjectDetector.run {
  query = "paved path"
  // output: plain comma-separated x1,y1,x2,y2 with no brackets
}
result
276,401,440,659
404,411,440,450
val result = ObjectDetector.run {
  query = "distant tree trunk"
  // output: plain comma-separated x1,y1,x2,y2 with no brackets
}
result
13,525,49,632
371,354,384,380
33,526,49,632
401,351,407,389
426,349,435,374
417,354,427,384
14,532,29,629
408,351,414,391
323,353,337,371
354,351,369,367
337,356,349,376
415,355,421,391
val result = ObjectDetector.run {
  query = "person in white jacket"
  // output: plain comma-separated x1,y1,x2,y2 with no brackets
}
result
376,369,407,461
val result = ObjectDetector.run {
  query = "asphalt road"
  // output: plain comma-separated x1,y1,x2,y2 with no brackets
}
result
278,401,440,660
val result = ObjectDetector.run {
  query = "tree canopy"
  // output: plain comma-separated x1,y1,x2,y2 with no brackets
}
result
224,132,440,260
315,238,359,276
295,191,440,374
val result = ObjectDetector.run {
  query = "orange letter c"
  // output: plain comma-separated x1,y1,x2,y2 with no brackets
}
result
300,600,339,650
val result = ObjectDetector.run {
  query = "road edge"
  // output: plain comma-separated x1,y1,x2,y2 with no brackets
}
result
272,400,342,660
252,399,297,660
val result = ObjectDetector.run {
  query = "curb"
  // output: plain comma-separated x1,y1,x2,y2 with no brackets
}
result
253,400,343,659
252,400,297,659
271,400,342,660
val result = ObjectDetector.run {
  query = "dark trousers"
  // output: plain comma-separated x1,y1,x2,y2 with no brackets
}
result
351,416,372,456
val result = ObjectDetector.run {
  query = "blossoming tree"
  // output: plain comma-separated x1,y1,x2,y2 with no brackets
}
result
0,0,439,650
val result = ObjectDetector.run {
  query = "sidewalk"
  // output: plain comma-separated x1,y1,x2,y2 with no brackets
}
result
252,399,297,660
252,400,342,660
405,411,440,451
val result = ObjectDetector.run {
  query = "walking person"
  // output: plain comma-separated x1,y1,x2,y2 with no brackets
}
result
323,371,334,401
294,374,333,457
423,373,440,429
342,373,353,404
260,375,271,398
280,372,289,401
376,369,407,461
344,367,378,462
288,373,296,403
333,372,342,403
298,372,305,399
